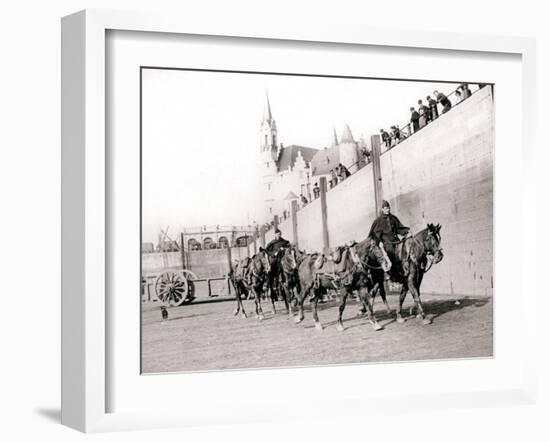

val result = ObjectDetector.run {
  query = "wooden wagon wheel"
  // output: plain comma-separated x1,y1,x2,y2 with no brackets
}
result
180,269,198,303
155,271,188,306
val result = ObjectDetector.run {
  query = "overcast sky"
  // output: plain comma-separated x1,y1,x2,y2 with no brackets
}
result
142,68,462,243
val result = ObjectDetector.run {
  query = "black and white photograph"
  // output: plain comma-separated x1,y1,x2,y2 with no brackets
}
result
140,68,494,374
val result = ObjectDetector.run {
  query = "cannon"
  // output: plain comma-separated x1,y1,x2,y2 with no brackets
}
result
154,269,198,306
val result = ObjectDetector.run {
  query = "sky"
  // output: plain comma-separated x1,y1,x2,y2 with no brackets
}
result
141,68,462,243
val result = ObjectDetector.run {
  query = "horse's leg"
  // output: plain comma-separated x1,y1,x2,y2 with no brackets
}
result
232,282,241,316
281,281,291,318
396,282,408,323
336,286,349,332
254,282,265,321
234,284,247,318
312,288,323,330
409,271,430,325
270,283,277,316
294,283,309,324
358,286,383,331
377,280,392,315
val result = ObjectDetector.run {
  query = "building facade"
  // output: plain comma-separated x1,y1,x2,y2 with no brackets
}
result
257,93,366,224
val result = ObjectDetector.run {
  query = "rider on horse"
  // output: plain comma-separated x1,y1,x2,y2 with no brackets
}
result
368,200,412,279
265,229,291,295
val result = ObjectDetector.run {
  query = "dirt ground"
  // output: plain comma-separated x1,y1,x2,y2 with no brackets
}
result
141,293,493,374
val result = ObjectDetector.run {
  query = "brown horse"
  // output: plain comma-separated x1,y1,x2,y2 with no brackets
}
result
294,239,391,331
277,246,306,318
369,223,443,324
229,248,271,320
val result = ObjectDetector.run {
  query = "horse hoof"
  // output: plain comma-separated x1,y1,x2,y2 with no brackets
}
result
233,309,239,316
336,323,345,332
315,322,323,331
295,316,304,324
258,315,265,321
241,312,247,319
357,309,366,317
422,318,432,325
372,322,383,331
416,314,424,320
396,316,405,324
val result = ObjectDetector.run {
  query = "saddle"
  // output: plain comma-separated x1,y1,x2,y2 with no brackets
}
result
312,247,348,275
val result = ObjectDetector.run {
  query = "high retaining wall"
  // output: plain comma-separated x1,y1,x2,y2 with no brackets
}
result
253,86,494,297
379,87,494,296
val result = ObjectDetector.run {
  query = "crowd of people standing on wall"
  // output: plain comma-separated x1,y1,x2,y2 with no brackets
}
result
380,83,480,150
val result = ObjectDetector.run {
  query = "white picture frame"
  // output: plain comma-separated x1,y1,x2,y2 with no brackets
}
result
61,9,537,433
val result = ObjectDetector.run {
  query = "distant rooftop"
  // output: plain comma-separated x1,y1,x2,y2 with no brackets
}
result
277,144,318,171
310,146,340,177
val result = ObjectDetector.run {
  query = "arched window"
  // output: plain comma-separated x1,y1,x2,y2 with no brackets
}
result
235,236,249,247
188,238,200,251
203,237,214,249
218,236,229,248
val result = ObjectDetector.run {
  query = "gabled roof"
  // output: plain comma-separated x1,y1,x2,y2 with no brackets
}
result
284,191,299,200
311,146,340,176
277,145,318,171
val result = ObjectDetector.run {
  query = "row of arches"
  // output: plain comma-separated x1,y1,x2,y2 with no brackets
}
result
187,235,252,251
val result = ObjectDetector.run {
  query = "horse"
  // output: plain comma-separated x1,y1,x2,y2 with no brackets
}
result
369,223,444,325
277,246,306,318
294,239,391,331
229,248,272,320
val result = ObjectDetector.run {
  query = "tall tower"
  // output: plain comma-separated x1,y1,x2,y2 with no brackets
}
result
259,92,280,222
339,124,359,170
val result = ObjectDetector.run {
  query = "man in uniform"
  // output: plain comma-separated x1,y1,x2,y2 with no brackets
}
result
369,200,411,279
265,229,291,299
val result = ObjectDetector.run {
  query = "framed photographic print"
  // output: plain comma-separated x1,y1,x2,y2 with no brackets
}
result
61,9,537,433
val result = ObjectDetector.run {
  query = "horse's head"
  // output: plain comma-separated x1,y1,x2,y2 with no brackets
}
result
424,223,444,264
281,246,298,271
257,247,272,273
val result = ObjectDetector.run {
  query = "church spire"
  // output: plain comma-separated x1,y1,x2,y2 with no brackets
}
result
263,90,273,123
331,126,339,147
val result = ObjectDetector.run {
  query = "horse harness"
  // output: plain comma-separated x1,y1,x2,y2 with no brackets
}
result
312,246,364,290
386,235,435,274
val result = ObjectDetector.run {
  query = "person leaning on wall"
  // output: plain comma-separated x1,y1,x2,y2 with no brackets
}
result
434,90,452,113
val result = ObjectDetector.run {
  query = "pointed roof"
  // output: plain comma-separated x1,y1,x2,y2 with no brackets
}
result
310,146,340,177
263,91,273,123
340,124,355,143
331,126,339,147
284,191,299,200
